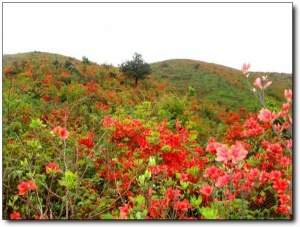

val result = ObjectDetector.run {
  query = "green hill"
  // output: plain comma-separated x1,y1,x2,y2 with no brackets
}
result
150,59,292,113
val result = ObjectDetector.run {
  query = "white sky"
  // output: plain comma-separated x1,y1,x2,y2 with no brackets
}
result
3,2,293,73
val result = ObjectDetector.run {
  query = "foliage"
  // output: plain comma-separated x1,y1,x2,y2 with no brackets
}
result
119,53,151,86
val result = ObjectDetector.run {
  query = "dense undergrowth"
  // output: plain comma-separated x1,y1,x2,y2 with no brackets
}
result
3,52,292,220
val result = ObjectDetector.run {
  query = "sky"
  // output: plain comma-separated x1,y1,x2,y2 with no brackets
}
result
2,2,293,73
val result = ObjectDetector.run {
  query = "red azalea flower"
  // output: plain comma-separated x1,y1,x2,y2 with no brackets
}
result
17,182,28,195
173,199,190,211
273,179,289,194
200,185,213,196
10,211,21,220
166,187,181,201
45,162,60,174
17,180,38,195
51,126,69,140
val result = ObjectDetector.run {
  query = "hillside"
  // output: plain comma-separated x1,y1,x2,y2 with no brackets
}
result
3,52,292,113
151,59,292,112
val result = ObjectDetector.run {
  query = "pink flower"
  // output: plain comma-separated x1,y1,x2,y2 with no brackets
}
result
50,126,69,140
230,143,248,164
215,144,230,163
264,81,272,89
215,175,229,188
119,203,130,218
200,185,213,196
241,63,251,74
258,108,277,122
284,89,292,102
206,141,223,154
253,77,262,89
287,139,292,150
59,127,69,140
282,103,290,112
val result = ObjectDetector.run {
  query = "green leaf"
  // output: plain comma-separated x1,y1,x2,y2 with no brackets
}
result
29,118,46,128
101,213,115,220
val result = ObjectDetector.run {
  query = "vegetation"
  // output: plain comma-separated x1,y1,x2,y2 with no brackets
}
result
3,52,292,220
119,53,151,87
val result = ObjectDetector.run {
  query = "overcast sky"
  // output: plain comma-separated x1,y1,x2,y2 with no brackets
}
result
3,2,292,73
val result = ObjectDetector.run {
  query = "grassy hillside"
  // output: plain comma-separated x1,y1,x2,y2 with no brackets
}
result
151,59,292,113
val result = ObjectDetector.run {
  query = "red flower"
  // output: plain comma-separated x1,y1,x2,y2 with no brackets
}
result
59,127,69,140
273,179,289,194
17,182,28,195
35,215,49,220
200,185,213,196
10,211,21,220
17,180,38,195
173,199,190,211
45,162,60,174
166,187,181,201
101,115,114,128
79,133,95,149
267,143,283,154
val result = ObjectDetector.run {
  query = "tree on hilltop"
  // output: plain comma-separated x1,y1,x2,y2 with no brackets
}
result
119,53,151,87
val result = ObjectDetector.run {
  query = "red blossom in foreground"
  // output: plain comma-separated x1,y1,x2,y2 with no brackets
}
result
45,162,60,174
200,185,213,196
10,211,21,220
17,180,38,195
50,126,69,140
